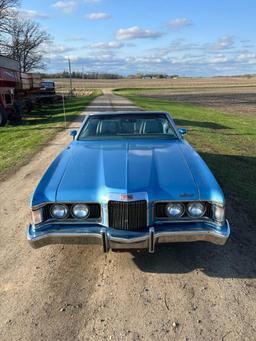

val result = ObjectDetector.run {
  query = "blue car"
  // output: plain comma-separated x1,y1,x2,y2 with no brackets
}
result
27,112,230,252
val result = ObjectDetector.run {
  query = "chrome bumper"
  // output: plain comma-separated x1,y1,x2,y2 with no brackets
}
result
27,220,230,253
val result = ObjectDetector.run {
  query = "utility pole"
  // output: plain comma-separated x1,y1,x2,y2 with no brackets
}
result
68,58,73,95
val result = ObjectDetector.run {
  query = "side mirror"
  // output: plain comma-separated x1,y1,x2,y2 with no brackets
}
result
69,129,77,140
178,128,187,137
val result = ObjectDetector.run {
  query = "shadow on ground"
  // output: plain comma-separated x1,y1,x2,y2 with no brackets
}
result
133,152,256,278
131,230,256,278
174,118,230,130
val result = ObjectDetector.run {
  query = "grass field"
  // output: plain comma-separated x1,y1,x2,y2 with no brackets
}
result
0,90,101,178
115,88,256,220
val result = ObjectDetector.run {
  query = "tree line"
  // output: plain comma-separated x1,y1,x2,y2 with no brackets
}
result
0,0,50,72
42,71,179,80
42,71,124,79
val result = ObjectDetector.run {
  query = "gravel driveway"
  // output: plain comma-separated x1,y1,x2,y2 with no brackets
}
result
0,92,255,341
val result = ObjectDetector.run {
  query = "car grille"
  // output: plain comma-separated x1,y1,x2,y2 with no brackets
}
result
108,200,147,230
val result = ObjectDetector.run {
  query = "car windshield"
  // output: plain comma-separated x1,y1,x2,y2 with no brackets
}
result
78,113,178,140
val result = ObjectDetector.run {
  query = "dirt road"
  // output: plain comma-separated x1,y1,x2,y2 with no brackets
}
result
0,93,255,341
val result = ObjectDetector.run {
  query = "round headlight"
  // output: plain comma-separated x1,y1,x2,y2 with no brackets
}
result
72,204,89,219
166,203,185,218
51,204,68,219
187,202,206,218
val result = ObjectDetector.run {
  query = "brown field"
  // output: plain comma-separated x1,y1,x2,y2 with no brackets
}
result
53,76,256,116
53,75,256,91
137,90,256,117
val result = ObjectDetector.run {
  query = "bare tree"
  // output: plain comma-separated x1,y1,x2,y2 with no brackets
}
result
2,17,51,71
0,0,19,31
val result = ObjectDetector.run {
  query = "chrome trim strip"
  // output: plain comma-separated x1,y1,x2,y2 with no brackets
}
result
27,219,230,251
155,200,206,203
34,218,103,229
101,228,109,252
154,217,212,224
154,200,224,205
149,227,155,253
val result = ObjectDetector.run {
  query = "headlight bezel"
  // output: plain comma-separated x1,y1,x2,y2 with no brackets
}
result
154,200,224,222
45,202,101,222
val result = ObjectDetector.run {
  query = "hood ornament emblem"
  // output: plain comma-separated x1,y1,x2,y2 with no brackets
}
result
120,194,134,201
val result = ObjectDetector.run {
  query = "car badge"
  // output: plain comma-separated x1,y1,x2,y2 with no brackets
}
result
120,194,133,201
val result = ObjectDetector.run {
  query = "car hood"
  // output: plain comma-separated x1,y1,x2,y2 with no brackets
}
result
53,139,202,202
32,139,224,206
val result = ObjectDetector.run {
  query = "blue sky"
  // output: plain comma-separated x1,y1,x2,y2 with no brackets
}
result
20,0,256,76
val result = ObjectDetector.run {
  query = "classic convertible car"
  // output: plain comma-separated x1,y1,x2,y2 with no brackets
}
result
27,111,230,252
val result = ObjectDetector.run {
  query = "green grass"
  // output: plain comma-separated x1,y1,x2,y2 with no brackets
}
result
0,90,101,178
115,89,256,220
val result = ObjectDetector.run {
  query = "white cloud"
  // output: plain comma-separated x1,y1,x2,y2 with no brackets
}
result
85,12,110,20
116,26,162,40
43,34,256,76
52,1,77,14
211,36,235,50
45,50,256,76
169,18,193,29
19,9,49,19
169,39,200,52
64,55,80,62
44,43,76,57
236,53,256,64
89,41,124,49
153,37,237,54
209,54,229,63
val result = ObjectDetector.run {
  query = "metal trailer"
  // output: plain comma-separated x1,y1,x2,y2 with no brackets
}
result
0,55,21,126
0,55,61,127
